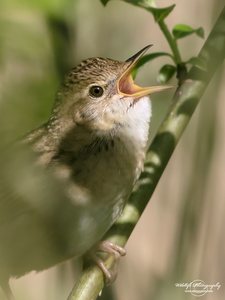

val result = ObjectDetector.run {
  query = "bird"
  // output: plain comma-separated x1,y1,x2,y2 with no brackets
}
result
0,45,171,299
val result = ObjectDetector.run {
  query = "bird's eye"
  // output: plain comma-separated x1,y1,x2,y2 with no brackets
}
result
89,85,104,98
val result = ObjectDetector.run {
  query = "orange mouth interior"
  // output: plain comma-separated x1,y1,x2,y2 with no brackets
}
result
118,70,152,98
117,46,173,99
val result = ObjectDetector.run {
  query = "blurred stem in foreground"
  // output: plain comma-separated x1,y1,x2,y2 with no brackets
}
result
67,5,225,300
172,69,222,279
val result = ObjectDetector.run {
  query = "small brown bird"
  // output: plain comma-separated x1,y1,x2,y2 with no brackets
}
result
0,45,170,298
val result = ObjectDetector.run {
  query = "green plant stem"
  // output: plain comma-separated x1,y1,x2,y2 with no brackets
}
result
123,1,182,64
158,19,182,64
158,19,188,86
67,5,225,300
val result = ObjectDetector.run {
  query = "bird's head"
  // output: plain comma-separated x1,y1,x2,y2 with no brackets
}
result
52,45,171,133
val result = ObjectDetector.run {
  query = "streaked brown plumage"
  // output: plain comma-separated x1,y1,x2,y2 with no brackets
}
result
0,45,170,298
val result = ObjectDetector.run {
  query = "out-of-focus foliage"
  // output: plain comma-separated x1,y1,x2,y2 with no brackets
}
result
157,64,176,83
0,0,76,146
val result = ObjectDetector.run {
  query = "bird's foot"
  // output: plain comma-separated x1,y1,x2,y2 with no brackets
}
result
90,241,126,284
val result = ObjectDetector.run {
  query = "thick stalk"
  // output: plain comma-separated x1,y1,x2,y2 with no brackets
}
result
67,5,225,300
158,19,182,64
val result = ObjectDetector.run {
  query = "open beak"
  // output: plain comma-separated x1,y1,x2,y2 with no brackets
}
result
117,45,173,99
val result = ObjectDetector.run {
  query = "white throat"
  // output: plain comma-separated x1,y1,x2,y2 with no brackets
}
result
118,96,151,155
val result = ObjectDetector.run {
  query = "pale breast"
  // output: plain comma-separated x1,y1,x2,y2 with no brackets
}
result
52,97,151,223
15,97,151,260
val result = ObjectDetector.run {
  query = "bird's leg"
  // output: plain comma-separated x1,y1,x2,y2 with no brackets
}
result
89,241,126,284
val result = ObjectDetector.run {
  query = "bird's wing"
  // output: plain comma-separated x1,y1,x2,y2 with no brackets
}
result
0,143,118,279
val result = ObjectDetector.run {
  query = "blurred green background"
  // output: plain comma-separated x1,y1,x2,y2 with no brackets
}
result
0,0,224,299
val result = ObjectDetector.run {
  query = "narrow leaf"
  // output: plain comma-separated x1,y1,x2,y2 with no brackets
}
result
196,27,204,38
101,1,175,22
123,0,155,5
136,52,173,68
172,24,204,39
147,5,176,22
132,52,173,78
100,0,110,5
157,64,176,83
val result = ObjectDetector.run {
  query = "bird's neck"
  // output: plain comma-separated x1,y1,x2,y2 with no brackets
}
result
28,97,151,166
115,97,151,159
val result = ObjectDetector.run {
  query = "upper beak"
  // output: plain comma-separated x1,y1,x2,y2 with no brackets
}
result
117,45,173,98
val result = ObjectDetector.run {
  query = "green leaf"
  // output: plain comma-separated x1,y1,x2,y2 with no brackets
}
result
187,56,207,71
136,52,173,68
132,52,173,78
124,2,175,22
147,5,175,22
195,27,204,38
100,0,147,6
157,64,176,83
100,0,110,5
143,0,156,5
100,1,175,21
172,24,204,40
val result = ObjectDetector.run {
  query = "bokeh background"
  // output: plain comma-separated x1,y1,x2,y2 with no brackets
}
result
0,0,224,299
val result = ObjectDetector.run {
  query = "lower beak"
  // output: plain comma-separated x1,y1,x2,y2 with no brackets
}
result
117,45,173,98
